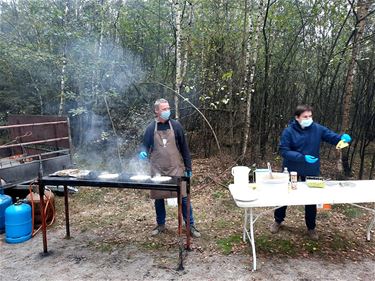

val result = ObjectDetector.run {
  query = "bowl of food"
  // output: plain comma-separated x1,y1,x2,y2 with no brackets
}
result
259,173,289,185
306,176,325,188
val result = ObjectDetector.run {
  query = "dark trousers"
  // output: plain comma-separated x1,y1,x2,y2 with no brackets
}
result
274,205,317,230
155,196,194,226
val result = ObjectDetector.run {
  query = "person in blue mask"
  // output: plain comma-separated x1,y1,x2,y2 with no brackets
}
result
270,105,352,240
139,98,201,238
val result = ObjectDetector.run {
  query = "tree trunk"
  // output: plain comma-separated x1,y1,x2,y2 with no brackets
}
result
241,0,264,158
58,54,67,116
259,0,271,159
340,0,370,176
173,0,184,119
58,1,70,116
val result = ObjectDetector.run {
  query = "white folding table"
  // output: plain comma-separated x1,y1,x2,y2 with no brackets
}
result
229,180,375,271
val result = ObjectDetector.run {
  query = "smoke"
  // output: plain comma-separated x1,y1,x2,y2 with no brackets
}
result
64,37,151,172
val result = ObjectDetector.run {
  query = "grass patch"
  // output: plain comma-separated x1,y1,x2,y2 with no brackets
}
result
303,240,320,253
342,207,363,218
215,218,231,229
333,204,363,218
212,190,225,199
256,235,296,256
216,234,242,255
330,235,350,251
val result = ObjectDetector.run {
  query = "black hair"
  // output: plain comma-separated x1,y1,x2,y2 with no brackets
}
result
294,105,313,117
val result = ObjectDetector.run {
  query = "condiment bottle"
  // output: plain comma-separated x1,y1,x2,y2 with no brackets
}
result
290,171,298,190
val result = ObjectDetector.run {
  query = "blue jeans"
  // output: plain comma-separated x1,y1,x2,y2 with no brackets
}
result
274,175,317,230
274,205,317,230
154,196,195,226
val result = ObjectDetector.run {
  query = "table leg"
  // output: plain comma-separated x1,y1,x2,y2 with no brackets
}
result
366,205,375,241
243,208,248,242
249,208,257,271
38,183,48,254
63,185,70,239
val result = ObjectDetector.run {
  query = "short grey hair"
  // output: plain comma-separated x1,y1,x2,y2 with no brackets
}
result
154,98,169,111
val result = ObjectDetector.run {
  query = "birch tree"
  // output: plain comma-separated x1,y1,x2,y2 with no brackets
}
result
58,0,70,116
173,0,183,119
241,0,264,158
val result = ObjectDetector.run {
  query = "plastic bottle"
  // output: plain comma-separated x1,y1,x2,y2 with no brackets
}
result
290,171,298,190
283,168,290,192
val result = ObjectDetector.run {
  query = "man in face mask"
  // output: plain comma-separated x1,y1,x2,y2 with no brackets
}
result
269,105,352,240
139,98,201,238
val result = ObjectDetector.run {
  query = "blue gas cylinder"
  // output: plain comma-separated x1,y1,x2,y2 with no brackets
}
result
5,201,32,243
0,193,12,233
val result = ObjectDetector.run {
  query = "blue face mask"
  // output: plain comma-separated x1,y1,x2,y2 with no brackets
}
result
160,110,171,121
299,118,313,128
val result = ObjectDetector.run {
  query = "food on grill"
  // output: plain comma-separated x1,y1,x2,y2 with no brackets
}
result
130,175,151,181
98,173,119,179
151,176,172,182
50,169,90,177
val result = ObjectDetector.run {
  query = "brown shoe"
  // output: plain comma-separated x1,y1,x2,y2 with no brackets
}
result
190,225,201,238
307,229,319,240
270,222,281,234
151,224,165,236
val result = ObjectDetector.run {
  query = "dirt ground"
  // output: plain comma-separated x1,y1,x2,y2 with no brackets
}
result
1,157,375,280
1,227,375,281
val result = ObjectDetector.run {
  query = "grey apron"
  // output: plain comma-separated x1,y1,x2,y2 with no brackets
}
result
150,120,187,199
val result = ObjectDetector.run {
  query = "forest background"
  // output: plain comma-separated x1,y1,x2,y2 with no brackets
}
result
0,0,374,179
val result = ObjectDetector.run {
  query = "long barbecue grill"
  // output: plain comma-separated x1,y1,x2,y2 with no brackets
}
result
38,173,192,270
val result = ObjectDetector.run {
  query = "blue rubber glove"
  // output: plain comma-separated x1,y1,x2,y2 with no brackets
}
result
138,151,148,160
184,170,192,177
341,134,352,143
305,155,318,164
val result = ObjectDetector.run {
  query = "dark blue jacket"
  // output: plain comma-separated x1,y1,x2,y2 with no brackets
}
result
279,120,341,176
142,119,192,170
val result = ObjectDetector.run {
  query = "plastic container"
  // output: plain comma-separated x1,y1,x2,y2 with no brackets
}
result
255,169,270,184
5,201,32,243
290,171,298,190
232,166,250,187
0,194,12,233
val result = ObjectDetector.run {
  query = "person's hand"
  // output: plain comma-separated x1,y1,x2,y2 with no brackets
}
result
184,170,192,177
305,155,318,164
138,151,148,160
341,133,352,143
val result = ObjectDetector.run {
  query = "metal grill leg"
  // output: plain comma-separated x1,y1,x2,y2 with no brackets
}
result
63,185,70,238
177,181,184,271
38,183,48,254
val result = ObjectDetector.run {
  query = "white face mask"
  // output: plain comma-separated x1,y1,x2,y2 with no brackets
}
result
299,118,313,128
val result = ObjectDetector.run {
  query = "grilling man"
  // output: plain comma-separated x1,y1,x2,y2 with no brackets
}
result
139,98,201,238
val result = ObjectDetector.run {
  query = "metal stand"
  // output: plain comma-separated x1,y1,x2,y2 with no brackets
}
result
63,185,70,239
38,175,191,269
